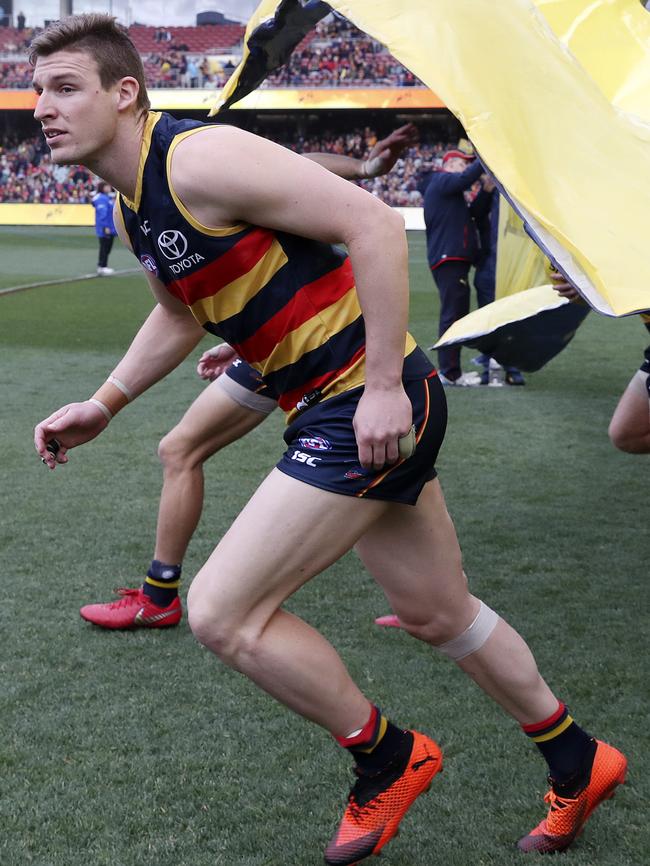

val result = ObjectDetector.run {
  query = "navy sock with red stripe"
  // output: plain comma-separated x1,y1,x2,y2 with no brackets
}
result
522,702,595,795
335,705,409,773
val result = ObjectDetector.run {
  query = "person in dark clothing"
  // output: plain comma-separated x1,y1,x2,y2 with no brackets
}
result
473,179,525,386
420,149,484,385
92,181,116,275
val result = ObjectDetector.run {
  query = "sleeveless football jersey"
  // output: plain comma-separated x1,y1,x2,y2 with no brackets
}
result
119,112,416,419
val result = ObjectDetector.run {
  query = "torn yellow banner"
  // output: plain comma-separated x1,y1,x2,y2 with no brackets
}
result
434,286,590,371
214,0,650,317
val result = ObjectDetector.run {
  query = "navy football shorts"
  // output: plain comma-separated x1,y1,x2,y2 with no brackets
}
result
220,359,278,415
276,348,447,505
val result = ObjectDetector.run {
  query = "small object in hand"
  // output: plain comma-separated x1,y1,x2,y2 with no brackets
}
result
398,425,416,460
42,439,61,465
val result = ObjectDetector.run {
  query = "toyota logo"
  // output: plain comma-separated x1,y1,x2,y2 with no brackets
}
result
157,230,188,260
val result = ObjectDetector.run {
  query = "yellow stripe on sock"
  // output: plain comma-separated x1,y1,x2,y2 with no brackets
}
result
355,716,388,753
144,576,181,590
531,714,574,743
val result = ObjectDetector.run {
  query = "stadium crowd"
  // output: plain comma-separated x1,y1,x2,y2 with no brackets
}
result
0,127,448,207
263,15,422,88
0,15,422,89
0,13,431,205
0,133,96,203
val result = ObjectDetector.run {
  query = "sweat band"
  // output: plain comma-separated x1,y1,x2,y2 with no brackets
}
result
360,156,383,179
91,380,130,417
107,375,134,401
88,398,113,422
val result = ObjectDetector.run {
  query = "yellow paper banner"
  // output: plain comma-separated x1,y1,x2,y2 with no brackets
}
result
215,0,650,317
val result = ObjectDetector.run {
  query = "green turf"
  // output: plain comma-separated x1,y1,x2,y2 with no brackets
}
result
0,226,134,290
1,229,647,866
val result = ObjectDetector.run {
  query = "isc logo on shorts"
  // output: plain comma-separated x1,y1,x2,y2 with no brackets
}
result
291,450,322,467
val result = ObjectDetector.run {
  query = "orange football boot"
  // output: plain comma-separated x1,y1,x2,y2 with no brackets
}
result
518,739,627,853
324,730,442,865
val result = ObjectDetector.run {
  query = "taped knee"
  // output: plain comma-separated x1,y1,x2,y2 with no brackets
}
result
436,601,499,661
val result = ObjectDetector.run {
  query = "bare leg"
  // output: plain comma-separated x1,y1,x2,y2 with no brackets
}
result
608,370,650,454
153,380,267,564
187,469,389,736
355,478,558,724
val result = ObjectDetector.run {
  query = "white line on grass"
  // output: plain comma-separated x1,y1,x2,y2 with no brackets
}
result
0,267,141,296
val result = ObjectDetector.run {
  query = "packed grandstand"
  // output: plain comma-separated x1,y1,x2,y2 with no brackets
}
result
1,15,423,89
0,127,450,207
0,12,457,208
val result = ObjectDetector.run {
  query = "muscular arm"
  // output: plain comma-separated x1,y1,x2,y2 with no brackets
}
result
34,206,205,468
171,125,412,467
109,280,205,399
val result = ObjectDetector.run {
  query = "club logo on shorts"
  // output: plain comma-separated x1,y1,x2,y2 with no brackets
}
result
298,436,332,451
140,253,158,275
344,468,367,480
157,229,188,260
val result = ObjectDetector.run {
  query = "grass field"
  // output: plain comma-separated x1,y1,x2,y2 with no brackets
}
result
1,228,648,866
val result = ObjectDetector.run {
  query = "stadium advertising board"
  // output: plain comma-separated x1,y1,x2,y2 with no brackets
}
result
0,203,95,226
0,88,443,112
0,202,425,229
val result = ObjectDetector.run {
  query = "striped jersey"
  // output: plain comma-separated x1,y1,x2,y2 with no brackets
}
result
118,112,416,419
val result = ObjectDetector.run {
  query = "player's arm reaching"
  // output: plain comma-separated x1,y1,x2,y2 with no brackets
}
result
35,216,205,469
171,125,412,470
302,123,418,181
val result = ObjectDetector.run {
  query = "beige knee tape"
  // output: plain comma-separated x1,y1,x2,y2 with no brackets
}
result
437,601,499,661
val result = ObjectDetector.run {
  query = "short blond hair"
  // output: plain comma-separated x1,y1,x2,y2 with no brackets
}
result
29,13,150,115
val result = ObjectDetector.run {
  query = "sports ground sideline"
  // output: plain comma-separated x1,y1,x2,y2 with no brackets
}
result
1,228,647,866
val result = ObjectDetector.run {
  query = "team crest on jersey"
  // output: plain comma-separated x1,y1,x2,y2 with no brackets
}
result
298,436,332,451
140,254,158,275
157,229,188,260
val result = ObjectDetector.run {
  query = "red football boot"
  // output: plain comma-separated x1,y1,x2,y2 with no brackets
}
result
80,587,182,629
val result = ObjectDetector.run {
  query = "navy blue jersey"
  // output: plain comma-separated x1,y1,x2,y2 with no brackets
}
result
118,112,417,419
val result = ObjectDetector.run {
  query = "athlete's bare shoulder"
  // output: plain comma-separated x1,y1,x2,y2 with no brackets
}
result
168,122,385,244
170,124,284,228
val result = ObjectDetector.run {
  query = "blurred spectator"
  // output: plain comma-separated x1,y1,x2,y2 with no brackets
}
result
17,11,26,31
199,56,211,87
472,180,526,386
420,148,485,386
187,56,199,88
92,181,117,276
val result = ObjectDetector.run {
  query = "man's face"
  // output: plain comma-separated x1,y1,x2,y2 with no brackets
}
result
444,157,471,174
32,50,120,165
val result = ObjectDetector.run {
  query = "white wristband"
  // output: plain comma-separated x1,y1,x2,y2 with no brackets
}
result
360,156,383,179
89,398,113,421
107,375,133,401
